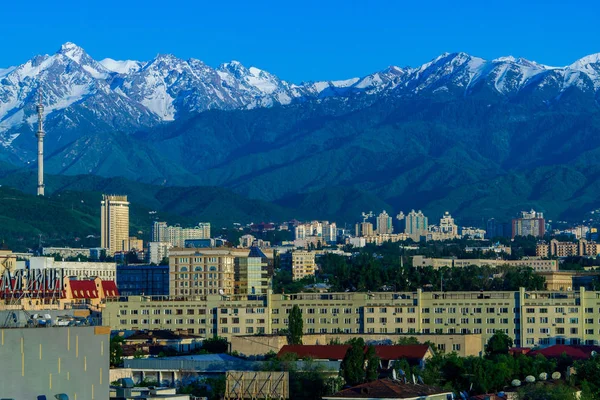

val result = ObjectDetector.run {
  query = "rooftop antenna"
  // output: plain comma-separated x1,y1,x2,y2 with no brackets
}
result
36,90,46,196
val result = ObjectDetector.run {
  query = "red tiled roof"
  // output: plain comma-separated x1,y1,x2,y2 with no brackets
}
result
101,280,119,297
372,345,430,361
326,378,450,399
278,345,430,361
69,280,98,299
528,345,600,360
279,345,351,360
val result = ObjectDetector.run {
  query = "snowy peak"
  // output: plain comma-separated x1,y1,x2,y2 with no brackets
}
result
99,58,145,74
57,42,87,63
570,53,600,69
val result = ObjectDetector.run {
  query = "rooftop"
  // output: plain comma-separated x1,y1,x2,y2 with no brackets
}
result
324,378,451,399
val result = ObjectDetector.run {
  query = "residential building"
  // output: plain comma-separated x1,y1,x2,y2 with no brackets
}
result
281,250,317,281
117,264,170,296
101,194,130,255
412,256,557,272
152,221,211,248
355,222,374,237
512,210,545,238
465,243,511,255
147,241,172,264
461,227,486,240
104,287,600,349
363,233,411,245
42,247,92,259
169,248,236,296
486,218,511,239
376,211,394,235
295,221,337,244
536,239,600,258
129,236,144,251
438,211,459,238
405,210,428,241
235,247,270,295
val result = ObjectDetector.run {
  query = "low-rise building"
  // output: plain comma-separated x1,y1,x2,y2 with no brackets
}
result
536,239,600,258
323,379,452,400
117,264,170,296
412,256,558,272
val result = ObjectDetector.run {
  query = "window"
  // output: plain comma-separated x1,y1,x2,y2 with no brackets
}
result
540,328,549,334
394,307,403,313
380,318,387,323
120,319,127,325
474,318,482,324
460,307,469,314
448,307,456,313
437,344,446,352
307,308,315,314
448,318,456,324
452,344,461,351
395,318,403,323
555,318,565,324
486,307,495,314
435,318,443,324
272,319,279,324
119,310,128,316
571,328,579,335
586,329,594,335
380,307,387,313
570,318,579,324
539,308,548,314
461,318,469,324
556,307,564,313
422,318,430,324
246,327,254,334
344,308,352,314
527,317,535,323
422,308,430,314
500,308,508,314
556,327,565,334
435,308,445,314
526,308,535,314
474,308,482,313
366,308,374,314
320,308,328,314
407,318,416,324
407,307,416,313
500,318,509,324
540,317,548,324
527,328,534,334
487,318,495,324
367,318,375,323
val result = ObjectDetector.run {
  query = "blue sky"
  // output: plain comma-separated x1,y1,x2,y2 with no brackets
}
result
2,0,598,82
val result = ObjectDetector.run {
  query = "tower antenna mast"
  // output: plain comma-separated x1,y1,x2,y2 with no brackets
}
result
36,91,45,196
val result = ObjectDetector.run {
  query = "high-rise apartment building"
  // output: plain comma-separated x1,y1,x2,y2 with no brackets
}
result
405,210,428,241
355,222,374,237
101,195,130,255
235,247,270,295
294,221,337,244
376,211,393,234
512,210,545,238
152,221,211,247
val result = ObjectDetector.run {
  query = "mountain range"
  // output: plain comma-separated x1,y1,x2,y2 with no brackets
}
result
1,43,600,224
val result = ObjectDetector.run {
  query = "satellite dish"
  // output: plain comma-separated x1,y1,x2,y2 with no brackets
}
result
525,375,535,383
511,379,521,387
552,372,561,380
219,288,225,295
539,372,548,381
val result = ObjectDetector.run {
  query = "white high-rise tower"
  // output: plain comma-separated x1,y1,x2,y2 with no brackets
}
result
36,92,45,196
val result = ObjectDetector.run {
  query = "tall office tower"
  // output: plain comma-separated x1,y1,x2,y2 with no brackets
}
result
405,210,428,241
35,92,45,196
376,210,394,234
101,195,130,255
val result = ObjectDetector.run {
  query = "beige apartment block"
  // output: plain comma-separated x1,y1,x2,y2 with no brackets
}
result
291,251,316,280
169,248,236,296
412,256,558,272
103,287,600,351
101,194,130,255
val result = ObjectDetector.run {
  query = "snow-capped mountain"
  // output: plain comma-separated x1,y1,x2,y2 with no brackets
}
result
1,42,600,160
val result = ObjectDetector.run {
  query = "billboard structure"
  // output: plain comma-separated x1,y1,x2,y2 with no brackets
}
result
225,371,289,400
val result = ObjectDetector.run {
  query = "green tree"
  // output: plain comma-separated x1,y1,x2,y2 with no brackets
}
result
340,338,366,386
485,330,513,358
365,345,380,382
110,335,125,367
202,336,229,353
288,305,303,345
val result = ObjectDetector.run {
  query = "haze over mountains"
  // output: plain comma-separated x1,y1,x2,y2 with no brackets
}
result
1,43,600,223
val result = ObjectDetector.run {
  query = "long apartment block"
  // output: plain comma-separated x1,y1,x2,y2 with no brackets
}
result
103,287,600,348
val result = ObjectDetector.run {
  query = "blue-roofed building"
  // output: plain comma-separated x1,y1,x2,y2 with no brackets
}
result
117,264,169,296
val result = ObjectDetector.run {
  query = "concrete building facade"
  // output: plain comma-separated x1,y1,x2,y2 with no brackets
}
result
103,287,600,350
0,326,110,399
412,256,558,272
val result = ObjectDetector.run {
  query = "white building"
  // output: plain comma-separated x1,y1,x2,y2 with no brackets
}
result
147,242,173,265
23,257,117,281
152,222,211,248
